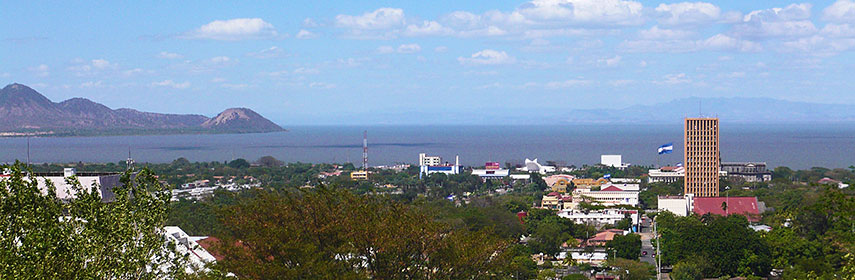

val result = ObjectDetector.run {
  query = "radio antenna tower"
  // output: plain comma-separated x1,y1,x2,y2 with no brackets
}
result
362,130,368,171
126,147,134,170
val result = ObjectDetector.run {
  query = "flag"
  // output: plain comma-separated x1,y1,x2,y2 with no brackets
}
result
658,143,674,155
603,173,611,179
676,163,683,167
446,195,454,201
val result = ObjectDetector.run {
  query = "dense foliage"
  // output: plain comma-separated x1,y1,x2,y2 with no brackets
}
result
0,163,189,279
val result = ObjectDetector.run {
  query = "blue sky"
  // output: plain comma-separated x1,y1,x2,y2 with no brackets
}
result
2,0,855,125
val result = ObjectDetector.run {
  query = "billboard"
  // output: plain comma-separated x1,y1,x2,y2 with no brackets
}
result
486,162,500,169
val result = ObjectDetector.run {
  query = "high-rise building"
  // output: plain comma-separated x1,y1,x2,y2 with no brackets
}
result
684,118,720,197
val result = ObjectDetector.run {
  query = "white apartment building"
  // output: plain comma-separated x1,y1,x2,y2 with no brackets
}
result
557,209,638,226
574,188,639,207
418,153,442,166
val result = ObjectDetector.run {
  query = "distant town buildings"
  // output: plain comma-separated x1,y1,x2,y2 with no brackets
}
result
647,166,685,183
518,158,555,174
418,153,460,178
721,162,772,182
471,162,510,181
600,155,630,169
350,170,369,180
684,118,720,197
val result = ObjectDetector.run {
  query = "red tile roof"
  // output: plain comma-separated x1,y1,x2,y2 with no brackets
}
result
693,197,761,222
600,186,623,191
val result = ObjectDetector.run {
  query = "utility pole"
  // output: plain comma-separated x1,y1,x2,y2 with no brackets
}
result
656,220,661,280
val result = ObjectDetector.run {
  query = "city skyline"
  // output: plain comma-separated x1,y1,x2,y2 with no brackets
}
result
4,0,855,124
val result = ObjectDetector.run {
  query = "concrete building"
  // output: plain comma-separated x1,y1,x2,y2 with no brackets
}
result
471,168,510,181
544,174,575,193
419,154,460,178
685,118,720,197
693,196,765,222
558,209,637,226
721,162,772,182
163,226,217,274
599,183,640,191
350,170,369,180
574,188,639,207
647,166,685,183
418,153,442,166
518,158,556,174
572,178,609,188
657,195,694,216
601,155,630,169
0,168,125,202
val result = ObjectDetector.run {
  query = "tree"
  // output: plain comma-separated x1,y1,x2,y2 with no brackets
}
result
671,259,707,280
227,158,250,169
0,163,190,279
211,186,515,279
606,258,654,280
607,234,642,260
256,156,283,167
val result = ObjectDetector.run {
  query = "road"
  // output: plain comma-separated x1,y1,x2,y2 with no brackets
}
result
638,216,656,266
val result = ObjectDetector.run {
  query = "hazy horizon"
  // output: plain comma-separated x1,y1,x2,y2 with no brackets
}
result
4,1,855,125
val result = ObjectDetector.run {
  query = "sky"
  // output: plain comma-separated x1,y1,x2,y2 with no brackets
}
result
2,0,855,125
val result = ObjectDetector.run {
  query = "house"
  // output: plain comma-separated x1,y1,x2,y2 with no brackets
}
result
692,197,765,222
163,226,217,274
544,174,575,193
572,178,609,188
585,229,626,247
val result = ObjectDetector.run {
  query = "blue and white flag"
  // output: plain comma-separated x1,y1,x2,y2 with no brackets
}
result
446,195,455,201
658,143,674,155
603,173,611,179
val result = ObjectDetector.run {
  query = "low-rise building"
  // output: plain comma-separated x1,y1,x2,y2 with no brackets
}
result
163,226,217,274
0,168,125,202
572,178,609,188
419,154,460,178
544,174,575,193
557,209,636,226
541,192,573,210
601,155,630,169
657,195,694,216
518,158,556,174
472,162,510,181
647,166,685,183
350,171,369,180
693,196,765,222
574,188,639,207
721,162,772,182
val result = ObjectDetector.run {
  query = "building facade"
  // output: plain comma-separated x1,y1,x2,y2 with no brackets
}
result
684,118,720,197
721,162,772,182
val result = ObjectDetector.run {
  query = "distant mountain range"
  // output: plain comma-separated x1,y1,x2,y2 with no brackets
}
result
0,83,283,136
565,97,855,124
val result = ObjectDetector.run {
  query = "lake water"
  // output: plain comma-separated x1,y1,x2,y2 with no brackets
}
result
2,124,854,169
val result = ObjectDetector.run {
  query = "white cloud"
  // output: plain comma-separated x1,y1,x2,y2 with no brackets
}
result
397,43,421,53
610,79,635,86
303,18,319,28
28,64,50,77
185,18,278,40
151,80,190,89
248,46,284,58
823,0,855,23
296,29,318,39
211,77,226,83
79,81,104,88
68,59,118,76
293,67,319,74
336,8,405,30
378,44,422,54
404,20,453,36
655,73,691,85
457,49,516,65
206,56,234,65
157,51,183,59
638,26,695,40
516,0,644,26
222,83,250,90
720,71,746,78
654,2,722,25
597,55,622,67
543,79,592,89
434,46,449,52
734,4,816,38
821,23,855,37
621,33,760,52
309,82,336,89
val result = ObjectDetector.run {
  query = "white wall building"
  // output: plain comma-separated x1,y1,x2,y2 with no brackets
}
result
601,155,630,169
418,153,442,166
162,226,217,274
471,168,510,180
574,188,639,207
419,154,460,178
0,168,125,202
517,158,556,174
657,195,694,216
557,209,638,226
647,166,685,183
